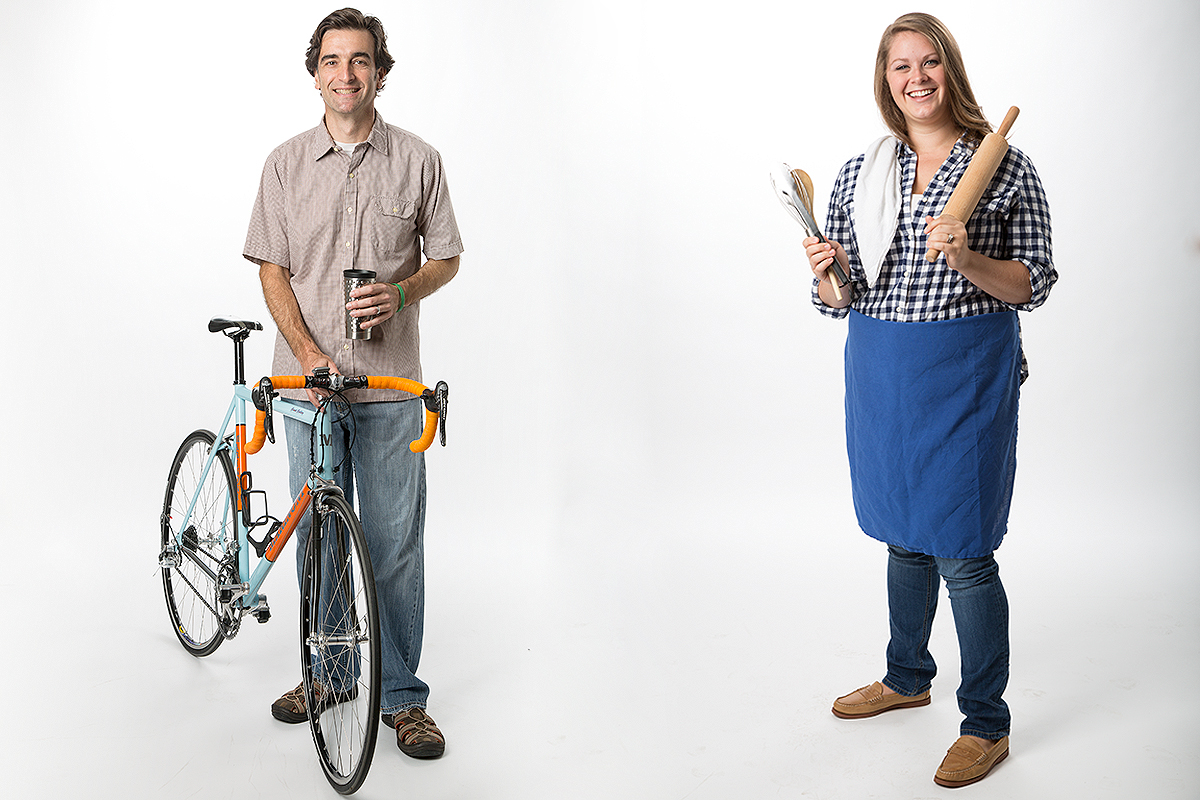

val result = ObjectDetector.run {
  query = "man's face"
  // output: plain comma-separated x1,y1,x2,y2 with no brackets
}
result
314,28,383,121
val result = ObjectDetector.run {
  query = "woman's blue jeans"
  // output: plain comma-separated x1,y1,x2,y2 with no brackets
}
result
285,399,429,714
882,545,1010,740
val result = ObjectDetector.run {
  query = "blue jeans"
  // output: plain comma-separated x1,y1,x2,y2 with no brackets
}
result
285,399,429,713
882,546,1010,740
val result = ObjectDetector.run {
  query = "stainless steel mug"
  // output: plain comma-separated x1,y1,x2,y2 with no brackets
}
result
343,269,377,340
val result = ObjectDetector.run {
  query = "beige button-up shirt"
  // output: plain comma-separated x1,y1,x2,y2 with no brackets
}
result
244,114,463,402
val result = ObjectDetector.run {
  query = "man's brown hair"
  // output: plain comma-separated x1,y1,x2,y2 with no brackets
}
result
305,8,395,91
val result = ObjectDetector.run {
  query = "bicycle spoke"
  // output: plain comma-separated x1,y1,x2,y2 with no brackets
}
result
161,431,236,656
300,494,380,792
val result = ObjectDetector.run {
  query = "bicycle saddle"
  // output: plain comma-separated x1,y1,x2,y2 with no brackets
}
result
208,317,264,334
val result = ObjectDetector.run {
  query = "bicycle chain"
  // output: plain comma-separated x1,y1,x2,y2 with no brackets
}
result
165,544,243,640
170,556,222,620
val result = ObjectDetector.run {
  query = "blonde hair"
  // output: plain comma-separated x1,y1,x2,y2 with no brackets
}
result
874,13,991,146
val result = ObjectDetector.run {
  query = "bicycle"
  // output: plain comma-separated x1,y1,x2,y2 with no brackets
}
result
158,317,448,794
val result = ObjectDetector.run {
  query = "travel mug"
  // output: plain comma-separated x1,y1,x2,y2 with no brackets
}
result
343,269,377,340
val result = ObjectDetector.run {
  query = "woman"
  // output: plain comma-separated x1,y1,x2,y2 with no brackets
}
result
805,12,1055,788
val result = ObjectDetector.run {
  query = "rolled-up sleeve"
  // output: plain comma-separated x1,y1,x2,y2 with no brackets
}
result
1004,158,1056,311
244,152,291,270
417,149,463,262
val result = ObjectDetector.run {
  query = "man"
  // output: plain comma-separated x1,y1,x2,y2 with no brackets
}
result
243,7,462,759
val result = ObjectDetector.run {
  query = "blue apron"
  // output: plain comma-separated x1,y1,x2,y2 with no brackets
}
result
845,310,1021,558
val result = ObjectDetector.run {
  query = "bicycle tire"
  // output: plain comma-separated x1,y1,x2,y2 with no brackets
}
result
161,429,236,657
300,492,381,794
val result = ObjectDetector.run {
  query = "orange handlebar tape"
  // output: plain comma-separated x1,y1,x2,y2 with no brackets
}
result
365,376,440,452
245,375,438,455
410,408,439,453
246,410,268,455
364,375,427,396
245,376,304,455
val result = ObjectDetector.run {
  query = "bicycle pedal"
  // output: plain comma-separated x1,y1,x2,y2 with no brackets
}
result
252,596,271,623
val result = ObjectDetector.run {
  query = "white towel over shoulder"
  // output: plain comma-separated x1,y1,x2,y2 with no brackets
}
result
854,136,902,287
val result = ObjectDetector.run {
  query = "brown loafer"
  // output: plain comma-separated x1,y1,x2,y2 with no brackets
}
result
934,735,1009,787
831,681,931,719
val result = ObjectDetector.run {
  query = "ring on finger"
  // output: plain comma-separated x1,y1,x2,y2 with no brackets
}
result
946,233,955,243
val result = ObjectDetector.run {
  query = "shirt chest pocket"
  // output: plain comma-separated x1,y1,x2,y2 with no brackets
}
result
370,195,417,254
965,190,1014,258
975,190,1012,218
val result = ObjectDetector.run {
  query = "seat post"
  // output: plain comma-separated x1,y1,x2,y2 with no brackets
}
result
231,330,250,385
209,319,262,384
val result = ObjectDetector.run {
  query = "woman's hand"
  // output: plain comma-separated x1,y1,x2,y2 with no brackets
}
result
804,236,847,279
804,235,852,307
924,214,1033,304
924,214,969,271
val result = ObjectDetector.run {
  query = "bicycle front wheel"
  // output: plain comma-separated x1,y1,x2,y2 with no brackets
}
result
160,429,236,657
300,492,381,794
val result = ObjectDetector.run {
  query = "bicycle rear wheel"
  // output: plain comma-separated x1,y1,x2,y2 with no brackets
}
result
300,492,381,794
160,429,236,657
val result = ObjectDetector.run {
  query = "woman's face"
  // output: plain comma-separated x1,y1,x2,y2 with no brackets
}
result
886,31,951,130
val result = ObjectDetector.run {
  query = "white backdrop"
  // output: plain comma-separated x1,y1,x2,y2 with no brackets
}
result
2,1,1197,797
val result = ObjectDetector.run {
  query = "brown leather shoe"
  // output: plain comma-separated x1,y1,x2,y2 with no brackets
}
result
831,681,931,719
934,735,1009,787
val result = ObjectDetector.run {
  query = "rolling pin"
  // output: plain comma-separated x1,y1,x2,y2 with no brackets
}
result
924,106,1020,263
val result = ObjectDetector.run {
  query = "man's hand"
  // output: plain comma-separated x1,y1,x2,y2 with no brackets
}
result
346,282,401,331
300,353,341,406
259,262,342,406
346,255,461,330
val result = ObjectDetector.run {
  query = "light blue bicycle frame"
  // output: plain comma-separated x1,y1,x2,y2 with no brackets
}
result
170,384,337,615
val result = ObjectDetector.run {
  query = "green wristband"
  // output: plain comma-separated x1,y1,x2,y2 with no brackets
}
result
392,283,405,311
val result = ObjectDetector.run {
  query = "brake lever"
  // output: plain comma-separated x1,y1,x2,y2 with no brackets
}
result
253,377,278,444
422,381,449,446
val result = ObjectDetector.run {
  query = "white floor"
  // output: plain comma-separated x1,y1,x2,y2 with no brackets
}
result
7,465,1196,800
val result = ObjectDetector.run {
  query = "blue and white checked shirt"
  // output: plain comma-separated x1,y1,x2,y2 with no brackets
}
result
813,138,1055,323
